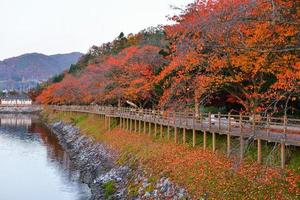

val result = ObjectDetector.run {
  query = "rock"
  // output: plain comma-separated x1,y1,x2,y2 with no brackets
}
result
47,121,191,200
144,192,151,198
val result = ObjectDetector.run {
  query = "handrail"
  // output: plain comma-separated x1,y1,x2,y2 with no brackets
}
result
48,105,300,134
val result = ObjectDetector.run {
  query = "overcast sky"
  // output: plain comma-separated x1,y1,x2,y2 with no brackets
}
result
0,0,193,60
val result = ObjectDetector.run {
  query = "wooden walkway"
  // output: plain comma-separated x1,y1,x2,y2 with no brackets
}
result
50,105,300,169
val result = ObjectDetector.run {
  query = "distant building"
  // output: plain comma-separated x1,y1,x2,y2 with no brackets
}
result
0,94,32,106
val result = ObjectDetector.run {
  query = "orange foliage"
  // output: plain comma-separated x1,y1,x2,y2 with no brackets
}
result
38,0,299,114
99,128,300,199
159,0,299,112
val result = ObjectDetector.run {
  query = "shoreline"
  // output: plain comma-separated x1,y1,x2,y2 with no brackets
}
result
46,120,189,200
0,106,42,113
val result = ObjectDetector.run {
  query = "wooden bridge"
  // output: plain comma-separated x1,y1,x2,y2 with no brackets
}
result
50,105,300,169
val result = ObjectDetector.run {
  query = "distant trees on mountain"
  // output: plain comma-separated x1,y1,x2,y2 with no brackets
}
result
0,52,82,91
37,0,299,116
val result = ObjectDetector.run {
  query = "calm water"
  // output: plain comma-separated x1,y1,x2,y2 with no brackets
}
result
0,114,91,200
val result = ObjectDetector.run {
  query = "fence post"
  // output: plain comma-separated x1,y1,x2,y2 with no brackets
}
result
257,138,262,164
240,113,244,160
183,111,187,144
174,112,178,143
142,109,147,134
127,116,129,131
130,117,133,133
108,116,111,131
192,112,196,147
149,121,152,135
227,133,231,157
134,116,137,133
139,115,141,133
281,140,285,169
212,132,216,152
120,116,122,129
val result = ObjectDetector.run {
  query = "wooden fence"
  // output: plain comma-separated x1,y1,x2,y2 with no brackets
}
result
49,105,300,169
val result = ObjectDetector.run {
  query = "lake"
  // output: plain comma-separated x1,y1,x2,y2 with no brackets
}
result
0,114,91,200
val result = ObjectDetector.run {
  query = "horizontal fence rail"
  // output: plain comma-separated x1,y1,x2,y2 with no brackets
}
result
49,105,300,168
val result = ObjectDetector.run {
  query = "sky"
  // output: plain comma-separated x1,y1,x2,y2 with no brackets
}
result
0,0,193,60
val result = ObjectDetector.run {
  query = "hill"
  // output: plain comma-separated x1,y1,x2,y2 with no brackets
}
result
0,52,82,90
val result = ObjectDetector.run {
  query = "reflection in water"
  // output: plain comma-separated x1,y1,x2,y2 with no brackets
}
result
0,114,90,200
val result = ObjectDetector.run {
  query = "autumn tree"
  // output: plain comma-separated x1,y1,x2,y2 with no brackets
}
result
103,45,166,107
160,0,299,113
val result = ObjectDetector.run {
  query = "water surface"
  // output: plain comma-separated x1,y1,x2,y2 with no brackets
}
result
0,114,90,200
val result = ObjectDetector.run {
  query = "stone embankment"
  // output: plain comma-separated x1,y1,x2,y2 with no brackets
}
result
49,121,190,200
0,106,41,113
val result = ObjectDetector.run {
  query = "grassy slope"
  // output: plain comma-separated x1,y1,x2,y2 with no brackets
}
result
43,110,300,199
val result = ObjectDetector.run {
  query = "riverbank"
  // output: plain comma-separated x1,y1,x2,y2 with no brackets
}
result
0,106,41,113
44,110,300,199
47,120,189,199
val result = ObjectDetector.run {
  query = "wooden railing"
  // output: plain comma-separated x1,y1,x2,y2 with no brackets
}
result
49,105,300,168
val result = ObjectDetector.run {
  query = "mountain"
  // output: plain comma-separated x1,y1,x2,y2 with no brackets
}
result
0,52,82,90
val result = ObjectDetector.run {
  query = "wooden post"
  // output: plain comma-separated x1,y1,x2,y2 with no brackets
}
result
126,117,129,131
212,132,216,152
106,116,108,130
130,118,133,132
174,126,178,144
257,138,262,164
281,140,285,169
183,128,186,144
192,112,196,147
155,122,157,137
143,120,146,134
239,113,244,160
227,133,231,157
192,129,196,147
160,124,163,139
240,136,244,160
134,119,137,133
149,122,151,135
139,120,141,133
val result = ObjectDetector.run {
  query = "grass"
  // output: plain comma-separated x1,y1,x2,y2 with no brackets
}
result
43,110,300,199
102,180,116,199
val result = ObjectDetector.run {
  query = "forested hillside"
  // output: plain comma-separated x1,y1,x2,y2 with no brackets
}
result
37,0,299,116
